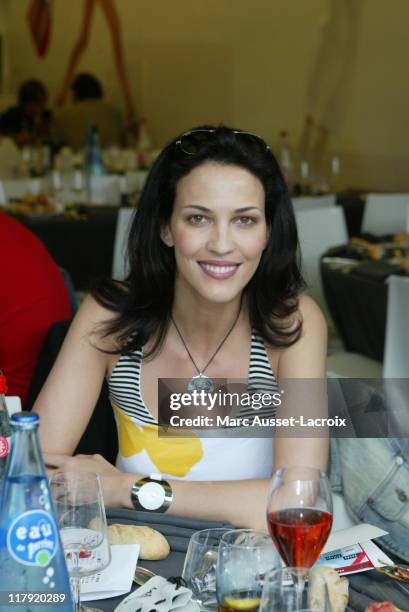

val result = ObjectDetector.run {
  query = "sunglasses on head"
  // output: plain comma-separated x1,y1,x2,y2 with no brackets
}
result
175,128,272,157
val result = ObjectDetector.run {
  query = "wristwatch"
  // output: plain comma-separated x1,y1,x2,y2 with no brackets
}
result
130,473,172,512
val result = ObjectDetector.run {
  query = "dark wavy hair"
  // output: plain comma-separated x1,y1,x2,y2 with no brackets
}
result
92,125,305,357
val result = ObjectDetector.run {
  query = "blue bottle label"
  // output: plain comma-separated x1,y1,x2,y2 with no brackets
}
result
6,509,58,566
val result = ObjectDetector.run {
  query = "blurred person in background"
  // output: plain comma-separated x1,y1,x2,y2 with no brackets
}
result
0,211,71,405
0,135,21,179
0,80,52,146
53,72,123,150
55,0,137,135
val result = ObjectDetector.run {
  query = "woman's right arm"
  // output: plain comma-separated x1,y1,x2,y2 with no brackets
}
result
34,295,113,455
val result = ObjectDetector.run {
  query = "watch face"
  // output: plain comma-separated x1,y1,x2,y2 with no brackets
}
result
139,481,166,511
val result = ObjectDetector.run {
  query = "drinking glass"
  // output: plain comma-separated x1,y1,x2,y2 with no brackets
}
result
266,467,333,610
259,567,329,611
182,528,230,611
216,529,280,612
50,471,111,612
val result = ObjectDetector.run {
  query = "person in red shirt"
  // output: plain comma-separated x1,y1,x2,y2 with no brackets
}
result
0,211,71,405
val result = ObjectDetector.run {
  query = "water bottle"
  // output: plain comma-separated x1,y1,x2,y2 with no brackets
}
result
0,371,12,499
0,412,73,611
85,124,105,201
85,125,105,177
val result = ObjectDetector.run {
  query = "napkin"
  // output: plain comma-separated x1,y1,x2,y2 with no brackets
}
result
81,544,140,601
114,576,199,612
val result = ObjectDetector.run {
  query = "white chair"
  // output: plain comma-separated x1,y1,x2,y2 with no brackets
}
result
383,275,409,377
112,207,136,280
327,352,383,378
125,170,149,194
295,206,383,378
295,206,348,310
90,175,121,206
292,194,336,212
362,193,409,234
5,396,22,416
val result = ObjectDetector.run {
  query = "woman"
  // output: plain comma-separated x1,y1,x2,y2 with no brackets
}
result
35,126,327,528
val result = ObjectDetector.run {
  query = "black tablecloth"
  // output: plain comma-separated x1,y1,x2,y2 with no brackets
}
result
89,510,232,611
12,207,118,291
86,510,408,612
321,258,388,362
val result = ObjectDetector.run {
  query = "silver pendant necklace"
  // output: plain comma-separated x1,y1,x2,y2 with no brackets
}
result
171,300,242,393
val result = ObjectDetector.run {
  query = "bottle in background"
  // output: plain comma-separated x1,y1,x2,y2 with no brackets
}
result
329,155,341,193
136,118,153,169
0,412,73,610
277,129,294,194
0,371,11,500
298,159,312,196
84,125,106,202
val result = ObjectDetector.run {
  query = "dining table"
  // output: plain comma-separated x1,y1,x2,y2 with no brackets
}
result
89,510,230,611
85,509,409,612
320,236,409,362
9,205,119,291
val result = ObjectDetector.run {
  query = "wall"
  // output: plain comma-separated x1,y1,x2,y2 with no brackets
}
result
1,0,409,190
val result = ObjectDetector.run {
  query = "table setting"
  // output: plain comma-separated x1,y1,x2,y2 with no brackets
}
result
45,468,409,612
320,232,409,362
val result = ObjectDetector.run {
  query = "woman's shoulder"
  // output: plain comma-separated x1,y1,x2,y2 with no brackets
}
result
296,294,327,331
273,294,327,377
72,293,122,353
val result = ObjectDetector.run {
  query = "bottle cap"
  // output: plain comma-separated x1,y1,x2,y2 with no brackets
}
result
11,412,39,424
0,372,7,394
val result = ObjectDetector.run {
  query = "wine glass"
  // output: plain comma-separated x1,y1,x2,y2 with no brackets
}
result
216,529,280,612
259,566,329,611
50,471,111,612
182,528,230,611
266,467,333,610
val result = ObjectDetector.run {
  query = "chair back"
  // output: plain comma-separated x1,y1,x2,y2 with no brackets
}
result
5,396,22,416
292,194,336,212
295,206,348,310
26,320,118,464
383,275,409,377
112,207,136,280
362,193,409,234
90,175,121,206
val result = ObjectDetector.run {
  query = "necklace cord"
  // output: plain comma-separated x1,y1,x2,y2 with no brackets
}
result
171,298,243,376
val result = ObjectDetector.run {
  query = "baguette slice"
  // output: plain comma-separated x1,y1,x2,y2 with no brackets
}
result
107,523,170,560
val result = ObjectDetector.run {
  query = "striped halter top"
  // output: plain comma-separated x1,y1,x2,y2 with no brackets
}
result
108,331,278,481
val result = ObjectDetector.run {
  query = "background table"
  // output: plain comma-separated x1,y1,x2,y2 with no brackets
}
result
321,258,388,362
11,206,118,291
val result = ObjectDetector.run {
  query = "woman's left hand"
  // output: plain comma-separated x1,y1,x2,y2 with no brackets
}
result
44,452,136,507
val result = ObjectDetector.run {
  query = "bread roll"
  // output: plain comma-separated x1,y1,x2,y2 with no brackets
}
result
107,524,170,560
308,567,349,612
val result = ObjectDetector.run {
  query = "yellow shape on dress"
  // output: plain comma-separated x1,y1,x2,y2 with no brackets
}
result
113,404,203,477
